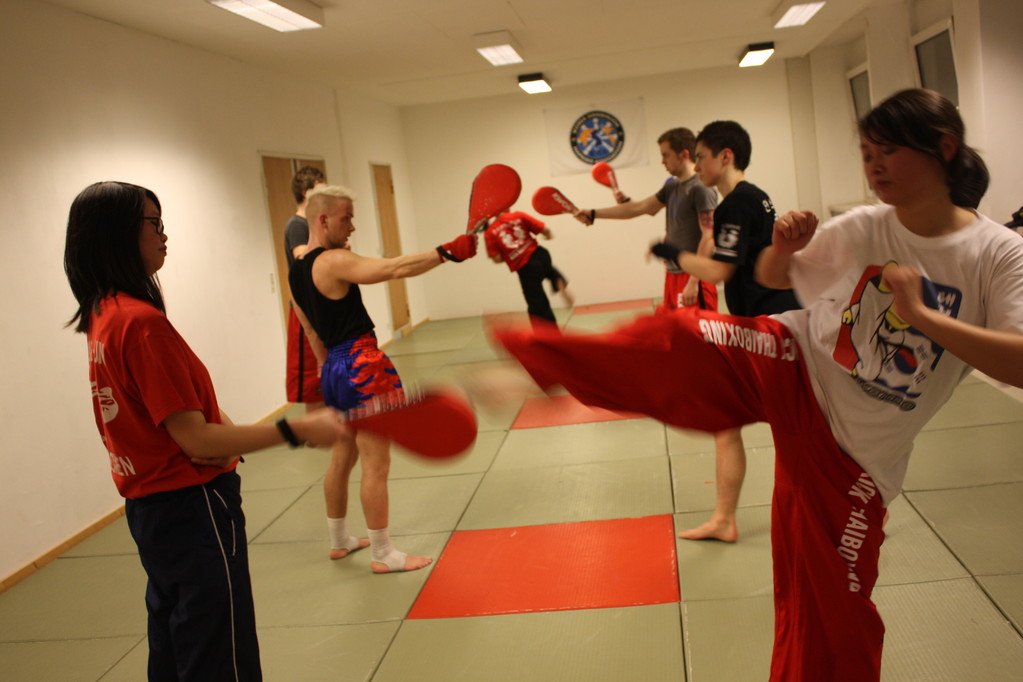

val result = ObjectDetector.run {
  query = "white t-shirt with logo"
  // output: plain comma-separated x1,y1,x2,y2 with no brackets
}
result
774,204,1023,504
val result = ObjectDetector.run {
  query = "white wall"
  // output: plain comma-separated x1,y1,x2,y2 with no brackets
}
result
808,41,872,214
331,90,429,340
0,0,349,580
865,1,919,102
786,57,824,216
400,63,801,321
953,0,1023,222
807,0,1022,222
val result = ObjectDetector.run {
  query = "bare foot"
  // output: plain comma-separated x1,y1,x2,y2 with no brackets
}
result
677,518,739,543
371,553,433,574
329,537,370,560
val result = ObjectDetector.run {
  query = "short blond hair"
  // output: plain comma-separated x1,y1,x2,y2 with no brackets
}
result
307,184,356,203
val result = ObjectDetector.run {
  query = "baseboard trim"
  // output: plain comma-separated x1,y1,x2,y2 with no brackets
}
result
1,505,125,593
4,316,441,592
2,405,295,593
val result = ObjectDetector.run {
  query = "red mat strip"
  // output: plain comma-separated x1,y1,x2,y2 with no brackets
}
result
511,394,643,429
572,298,656,315
408,515,679,619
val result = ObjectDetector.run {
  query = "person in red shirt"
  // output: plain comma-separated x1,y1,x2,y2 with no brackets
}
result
65,181,346,681
484,211,573,326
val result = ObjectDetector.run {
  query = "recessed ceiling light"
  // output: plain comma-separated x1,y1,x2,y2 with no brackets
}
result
207,0,324,32
474,30,524,66
774,2,826,28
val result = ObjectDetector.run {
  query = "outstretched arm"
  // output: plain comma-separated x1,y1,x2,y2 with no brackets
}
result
757,210,819,289
884,266,1023,388
324,234,477,285
677,252,736,285
574,195,663,225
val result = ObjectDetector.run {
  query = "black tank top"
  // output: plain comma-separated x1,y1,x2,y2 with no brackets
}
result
288,247,374,347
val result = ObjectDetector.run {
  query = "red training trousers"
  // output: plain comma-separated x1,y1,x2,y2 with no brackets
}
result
495,309,886,681
661,271,718,313
286,306,322,404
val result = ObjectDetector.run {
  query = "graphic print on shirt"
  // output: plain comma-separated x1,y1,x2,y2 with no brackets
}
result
91,381,136,476
498,222,531,263
715,223,740,258
833,261,961,409
91,381,119,423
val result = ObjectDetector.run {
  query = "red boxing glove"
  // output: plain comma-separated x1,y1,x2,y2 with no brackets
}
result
437,234,478,263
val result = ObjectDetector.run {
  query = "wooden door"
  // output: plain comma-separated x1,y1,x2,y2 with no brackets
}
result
261,156,327,326
372,164,411,334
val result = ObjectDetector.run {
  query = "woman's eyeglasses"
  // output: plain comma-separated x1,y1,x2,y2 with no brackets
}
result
143,217,165,236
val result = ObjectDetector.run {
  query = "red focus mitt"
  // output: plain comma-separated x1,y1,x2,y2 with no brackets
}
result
437,234,478,263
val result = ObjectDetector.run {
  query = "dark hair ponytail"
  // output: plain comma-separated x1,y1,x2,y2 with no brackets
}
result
64,181,165,333
945,144,989,209
859,88,989,209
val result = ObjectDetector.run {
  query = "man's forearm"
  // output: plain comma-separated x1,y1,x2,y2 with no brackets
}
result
677,252,734,284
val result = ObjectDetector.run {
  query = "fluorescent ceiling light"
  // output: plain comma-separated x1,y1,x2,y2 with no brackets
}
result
739,42,775,67
475,30,524,66
774,2,826,28
518,73,551,94
208,0,324,32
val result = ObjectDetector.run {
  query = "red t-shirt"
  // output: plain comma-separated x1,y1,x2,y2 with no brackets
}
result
87,294,231,499
485,212,546,272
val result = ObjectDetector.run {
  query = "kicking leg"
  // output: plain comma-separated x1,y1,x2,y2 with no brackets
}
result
547,263,574,308
678,428,745,542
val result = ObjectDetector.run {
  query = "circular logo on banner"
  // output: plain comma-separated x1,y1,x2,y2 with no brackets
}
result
569,110,625,164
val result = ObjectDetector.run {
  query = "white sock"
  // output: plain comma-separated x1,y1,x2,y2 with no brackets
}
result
327,517,360,551
368,527,407,570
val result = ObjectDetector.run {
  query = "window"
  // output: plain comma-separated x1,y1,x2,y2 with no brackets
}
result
847,64,871,121
913,20,958,105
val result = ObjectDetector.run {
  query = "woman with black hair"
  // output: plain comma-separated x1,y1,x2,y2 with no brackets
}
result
492,89,1023,680
65,181,345,681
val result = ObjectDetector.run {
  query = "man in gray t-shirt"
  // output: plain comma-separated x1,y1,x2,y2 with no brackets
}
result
576,127,718,311
577,128,752,546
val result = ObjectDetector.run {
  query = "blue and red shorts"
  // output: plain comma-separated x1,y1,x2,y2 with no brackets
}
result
321,332,403,411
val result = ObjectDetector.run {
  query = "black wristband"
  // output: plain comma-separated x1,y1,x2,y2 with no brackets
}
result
436,245,463,263
651,242,681,263
275,418,300,448
589,209,596,224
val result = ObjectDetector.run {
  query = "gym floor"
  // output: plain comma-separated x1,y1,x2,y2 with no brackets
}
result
2,300,1023,680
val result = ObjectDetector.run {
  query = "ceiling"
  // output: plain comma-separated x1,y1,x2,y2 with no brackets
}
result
41,0,874,106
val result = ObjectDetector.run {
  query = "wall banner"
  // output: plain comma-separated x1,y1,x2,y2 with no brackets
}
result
543,98,649,177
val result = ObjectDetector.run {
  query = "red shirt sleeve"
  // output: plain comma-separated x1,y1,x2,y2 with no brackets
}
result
123,322,216,427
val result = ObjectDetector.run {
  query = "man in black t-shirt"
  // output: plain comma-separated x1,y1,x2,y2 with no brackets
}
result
650,120,799,543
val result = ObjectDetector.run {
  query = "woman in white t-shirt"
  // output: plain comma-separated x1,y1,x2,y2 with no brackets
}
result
492,89,1023,681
